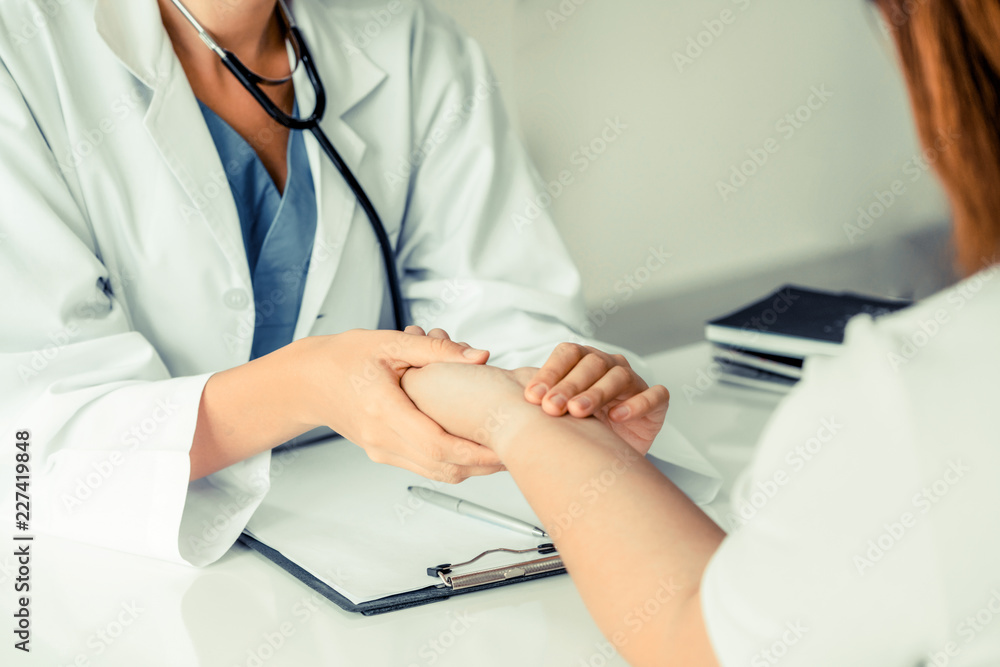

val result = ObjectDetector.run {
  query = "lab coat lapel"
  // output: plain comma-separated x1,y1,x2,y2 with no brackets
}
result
291,4,387,338
94,0,251,291
94,0,388,337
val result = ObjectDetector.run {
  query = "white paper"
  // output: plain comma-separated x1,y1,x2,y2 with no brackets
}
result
247,421,722,606
246,440,546,605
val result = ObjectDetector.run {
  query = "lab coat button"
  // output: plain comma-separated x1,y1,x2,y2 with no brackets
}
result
223,288,250,310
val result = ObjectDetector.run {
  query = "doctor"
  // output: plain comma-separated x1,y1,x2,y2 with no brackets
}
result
0,0,669,566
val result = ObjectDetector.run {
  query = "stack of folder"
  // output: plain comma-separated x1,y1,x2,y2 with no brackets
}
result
705,285,911,394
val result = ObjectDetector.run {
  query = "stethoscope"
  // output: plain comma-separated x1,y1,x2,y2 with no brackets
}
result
168,0,406,331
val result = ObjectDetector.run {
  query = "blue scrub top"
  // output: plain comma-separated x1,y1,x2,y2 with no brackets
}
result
198,101,317,360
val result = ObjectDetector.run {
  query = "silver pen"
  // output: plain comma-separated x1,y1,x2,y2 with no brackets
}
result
408,486,549,539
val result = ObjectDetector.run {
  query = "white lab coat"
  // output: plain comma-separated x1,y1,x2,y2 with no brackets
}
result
0,0,661,566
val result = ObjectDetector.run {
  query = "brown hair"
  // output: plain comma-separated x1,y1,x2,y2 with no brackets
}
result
873,0,1000,273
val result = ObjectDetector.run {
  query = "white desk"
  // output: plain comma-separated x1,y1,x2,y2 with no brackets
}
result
13,343,782,667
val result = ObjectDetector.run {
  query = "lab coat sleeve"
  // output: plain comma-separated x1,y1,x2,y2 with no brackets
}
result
0,59,268,566
393,5,649,376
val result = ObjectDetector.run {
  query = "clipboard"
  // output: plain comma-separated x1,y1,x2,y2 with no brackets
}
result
238,533,565,616
238,436,568,615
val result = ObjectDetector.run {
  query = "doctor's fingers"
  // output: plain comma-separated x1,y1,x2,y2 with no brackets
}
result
374,387,503,469
393,409,503,471
390,331,489,367
371,451,504,485
402,326,471,349
427,328,472,348
356,417,502,482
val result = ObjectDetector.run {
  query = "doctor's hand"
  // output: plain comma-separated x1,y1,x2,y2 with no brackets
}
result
294,330,503,484
524,343,669,456
402,325,470,347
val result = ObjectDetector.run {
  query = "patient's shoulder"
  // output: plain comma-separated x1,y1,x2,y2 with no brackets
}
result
860,264,1000,381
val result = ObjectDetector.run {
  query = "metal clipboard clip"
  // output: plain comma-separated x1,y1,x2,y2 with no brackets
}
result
427,544,563,591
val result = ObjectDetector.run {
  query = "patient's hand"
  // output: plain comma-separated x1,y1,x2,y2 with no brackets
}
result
402,363,662,457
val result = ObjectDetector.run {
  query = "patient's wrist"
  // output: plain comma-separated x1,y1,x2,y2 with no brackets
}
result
489,405,585,456
492,410,613,462
476,401,538,454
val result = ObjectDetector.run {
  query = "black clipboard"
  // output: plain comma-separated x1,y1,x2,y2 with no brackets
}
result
238,533,566,616
237,437,567,616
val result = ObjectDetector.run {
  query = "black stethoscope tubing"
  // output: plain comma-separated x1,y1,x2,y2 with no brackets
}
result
174,0,407,331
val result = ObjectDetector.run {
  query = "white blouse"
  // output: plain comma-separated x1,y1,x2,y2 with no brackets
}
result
702,265,1000,666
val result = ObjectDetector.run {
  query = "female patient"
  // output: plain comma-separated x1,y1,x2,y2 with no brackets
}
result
403,1,1000,665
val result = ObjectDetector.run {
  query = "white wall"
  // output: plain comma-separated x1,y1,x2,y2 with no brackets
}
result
435,0,952,340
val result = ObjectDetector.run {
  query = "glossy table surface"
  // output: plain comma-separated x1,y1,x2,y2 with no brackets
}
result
6,343,783,667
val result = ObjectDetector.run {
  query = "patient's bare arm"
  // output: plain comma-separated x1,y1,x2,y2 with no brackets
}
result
401,363,723,667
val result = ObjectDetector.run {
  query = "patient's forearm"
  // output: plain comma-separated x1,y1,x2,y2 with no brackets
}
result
399,363,723,665
497,416,723,667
